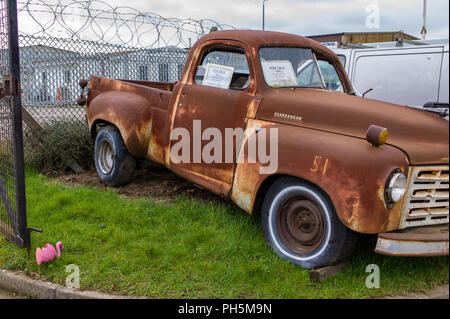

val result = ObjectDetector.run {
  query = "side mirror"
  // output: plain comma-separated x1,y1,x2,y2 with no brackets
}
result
79,79,88,90
362,88,374,98
77,79,88,106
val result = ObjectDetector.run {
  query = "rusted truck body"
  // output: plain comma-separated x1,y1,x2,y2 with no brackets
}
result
82,30,449,269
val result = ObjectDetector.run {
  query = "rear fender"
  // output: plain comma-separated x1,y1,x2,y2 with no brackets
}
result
87,90,152,158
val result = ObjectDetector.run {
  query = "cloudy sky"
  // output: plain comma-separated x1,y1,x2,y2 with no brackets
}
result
118,0,449,39
18,0,449,44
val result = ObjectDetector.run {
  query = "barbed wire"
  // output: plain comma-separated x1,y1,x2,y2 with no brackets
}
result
17,0,235,48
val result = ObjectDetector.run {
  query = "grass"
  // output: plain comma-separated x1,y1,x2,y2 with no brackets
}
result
0,169,448,298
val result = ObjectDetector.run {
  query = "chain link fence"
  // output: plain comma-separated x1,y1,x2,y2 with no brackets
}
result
14,0,232,170
19,33,189,127
2,0,233,247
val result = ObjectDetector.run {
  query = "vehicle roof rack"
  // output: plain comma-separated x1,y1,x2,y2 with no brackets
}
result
338,42,374,49
395,37,428,47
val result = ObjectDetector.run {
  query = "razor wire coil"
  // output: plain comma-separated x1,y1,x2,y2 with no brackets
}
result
17,0,235,48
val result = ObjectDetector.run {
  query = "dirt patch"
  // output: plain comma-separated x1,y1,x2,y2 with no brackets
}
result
53,160,227,205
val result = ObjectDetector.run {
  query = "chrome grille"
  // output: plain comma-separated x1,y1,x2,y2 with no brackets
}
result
400,166,449,229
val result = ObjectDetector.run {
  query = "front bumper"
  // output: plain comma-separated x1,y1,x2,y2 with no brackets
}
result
375,224,449,257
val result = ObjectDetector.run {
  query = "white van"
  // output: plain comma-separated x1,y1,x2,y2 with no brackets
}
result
332,39,449,118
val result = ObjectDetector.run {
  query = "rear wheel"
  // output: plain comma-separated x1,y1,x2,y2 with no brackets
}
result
261,177,357,269
94,126,136,186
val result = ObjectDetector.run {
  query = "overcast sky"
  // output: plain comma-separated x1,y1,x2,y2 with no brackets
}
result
118,0,449,39
18,0,449,43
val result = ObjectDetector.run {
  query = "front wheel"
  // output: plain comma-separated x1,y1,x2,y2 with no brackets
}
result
94,126,136,186
261,177,357,269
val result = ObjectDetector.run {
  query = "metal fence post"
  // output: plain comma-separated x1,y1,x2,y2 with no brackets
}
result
7,0,27,247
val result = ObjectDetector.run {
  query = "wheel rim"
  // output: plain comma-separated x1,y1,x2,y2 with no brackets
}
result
98,139,114,175
276,194,326,255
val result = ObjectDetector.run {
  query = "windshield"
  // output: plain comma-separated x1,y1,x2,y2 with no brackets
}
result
259,47,325,89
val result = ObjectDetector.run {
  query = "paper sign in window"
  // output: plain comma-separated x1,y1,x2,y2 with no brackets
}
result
202,63,235,89
261,60,298,87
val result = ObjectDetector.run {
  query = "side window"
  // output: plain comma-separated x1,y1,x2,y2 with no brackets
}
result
195,47,250,90
317,60,344,92
296,60,323,87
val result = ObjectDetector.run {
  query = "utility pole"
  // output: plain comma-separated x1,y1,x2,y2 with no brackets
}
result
262,0,267,30
421,0,427,40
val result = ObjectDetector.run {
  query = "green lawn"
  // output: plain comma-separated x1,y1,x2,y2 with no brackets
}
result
0,169,448,298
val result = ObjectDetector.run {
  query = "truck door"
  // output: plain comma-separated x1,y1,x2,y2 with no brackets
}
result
170,43,255,197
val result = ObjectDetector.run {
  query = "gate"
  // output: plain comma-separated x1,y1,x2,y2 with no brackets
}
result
0,0,27,247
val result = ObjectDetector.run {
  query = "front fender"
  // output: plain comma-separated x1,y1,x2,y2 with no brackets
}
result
87,90,152,158
231,119,410,234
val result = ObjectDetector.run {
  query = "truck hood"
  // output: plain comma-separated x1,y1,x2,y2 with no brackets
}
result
256,88,449,165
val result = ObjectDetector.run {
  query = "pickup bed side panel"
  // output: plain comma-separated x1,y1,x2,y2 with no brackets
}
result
87,76,171,161
231,119,410,234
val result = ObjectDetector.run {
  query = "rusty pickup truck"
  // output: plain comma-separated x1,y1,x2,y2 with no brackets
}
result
80,30,449,269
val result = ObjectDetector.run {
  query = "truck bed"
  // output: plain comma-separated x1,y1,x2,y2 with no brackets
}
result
87,75,175,164
88,76,174,109
118,79,175,92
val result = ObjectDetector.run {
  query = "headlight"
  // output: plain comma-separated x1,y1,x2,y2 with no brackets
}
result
385,170,407,208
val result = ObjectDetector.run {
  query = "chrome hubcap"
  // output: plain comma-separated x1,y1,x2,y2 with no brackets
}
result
98,139,114,175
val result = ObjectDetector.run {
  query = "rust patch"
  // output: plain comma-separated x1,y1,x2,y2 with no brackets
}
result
343,192,361,230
